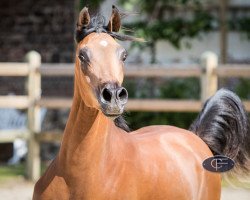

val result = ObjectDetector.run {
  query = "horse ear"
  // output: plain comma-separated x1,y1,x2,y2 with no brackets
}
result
77,7,90,31
107,5,121,32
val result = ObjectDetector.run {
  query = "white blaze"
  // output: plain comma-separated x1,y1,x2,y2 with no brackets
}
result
100,40,108,47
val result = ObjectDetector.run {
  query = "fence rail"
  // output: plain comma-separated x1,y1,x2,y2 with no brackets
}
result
216,66,250,77
0,96,30,109
0,51,250,181
0,63,29,76
0,129,30,143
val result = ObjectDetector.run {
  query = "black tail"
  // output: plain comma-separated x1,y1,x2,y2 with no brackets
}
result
190,88,250,174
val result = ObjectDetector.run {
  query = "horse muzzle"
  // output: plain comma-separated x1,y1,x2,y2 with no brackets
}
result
99,83,128,118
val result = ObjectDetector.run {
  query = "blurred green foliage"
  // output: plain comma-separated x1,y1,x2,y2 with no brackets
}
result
235,79,250,99
119,0,214,63
230,17,250,39
118,0,250,63
121,1,212,48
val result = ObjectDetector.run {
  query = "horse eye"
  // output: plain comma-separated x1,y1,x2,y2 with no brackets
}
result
78,49,90,63
121,51,128,62
78,54,88,63
78,55,84,62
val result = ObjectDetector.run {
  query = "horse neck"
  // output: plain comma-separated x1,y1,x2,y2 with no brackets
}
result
58,77,121,171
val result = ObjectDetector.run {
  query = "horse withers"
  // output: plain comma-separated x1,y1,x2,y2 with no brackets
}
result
33,6,250,200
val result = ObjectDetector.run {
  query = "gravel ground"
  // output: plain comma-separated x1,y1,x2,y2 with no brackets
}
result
221,187,250,200
0,177,34,200
0,178,249,200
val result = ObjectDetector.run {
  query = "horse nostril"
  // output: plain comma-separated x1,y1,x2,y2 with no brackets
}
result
117,88,128,102
101,88,112,103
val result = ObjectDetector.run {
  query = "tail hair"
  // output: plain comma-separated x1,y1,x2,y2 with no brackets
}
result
190,88,250,175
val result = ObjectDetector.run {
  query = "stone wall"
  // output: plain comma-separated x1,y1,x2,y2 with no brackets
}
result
0,0,76,63
0,0,77,161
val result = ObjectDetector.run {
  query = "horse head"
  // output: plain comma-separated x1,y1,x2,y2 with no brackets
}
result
75,6,129,118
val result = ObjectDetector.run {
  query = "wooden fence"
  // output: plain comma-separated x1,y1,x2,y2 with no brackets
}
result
0,50,250,181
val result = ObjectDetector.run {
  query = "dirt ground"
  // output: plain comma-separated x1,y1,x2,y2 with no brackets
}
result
0,178,249,200
0,177,34,200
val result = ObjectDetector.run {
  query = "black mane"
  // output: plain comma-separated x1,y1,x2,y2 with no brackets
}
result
75,15,140,43
114,116,130,132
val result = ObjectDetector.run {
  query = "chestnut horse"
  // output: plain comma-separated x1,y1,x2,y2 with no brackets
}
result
33,6,250,200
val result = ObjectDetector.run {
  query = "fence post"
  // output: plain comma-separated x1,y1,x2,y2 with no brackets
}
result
25,51,41,181
200,51,218,103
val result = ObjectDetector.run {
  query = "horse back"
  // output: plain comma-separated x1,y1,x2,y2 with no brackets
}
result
126,125,221,200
